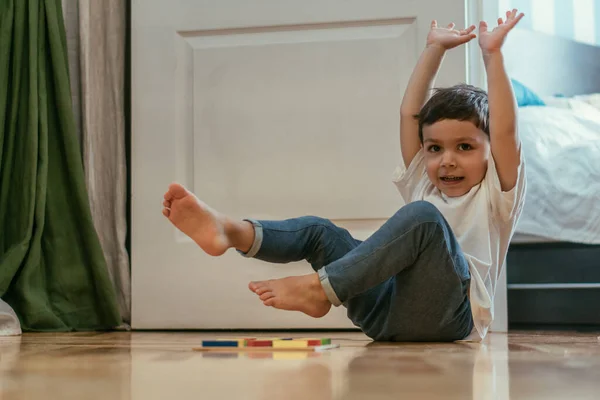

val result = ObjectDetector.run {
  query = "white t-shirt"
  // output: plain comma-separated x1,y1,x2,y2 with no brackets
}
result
391,150,526,341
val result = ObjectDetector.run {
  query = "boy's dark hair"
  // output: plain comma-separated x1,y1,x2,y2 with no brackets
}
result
415,84,489,142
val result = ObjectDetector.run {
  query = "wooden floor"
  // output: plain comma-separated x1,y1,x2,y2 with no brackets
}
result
1,331,599,399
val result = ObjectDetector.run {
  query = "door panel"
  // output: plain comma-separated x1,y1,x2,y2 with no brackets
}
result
132,0,468,328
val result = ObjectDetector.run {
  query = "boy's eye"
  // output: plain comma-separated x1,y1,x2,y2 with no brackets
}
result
427,145,441,152
458,143,472,151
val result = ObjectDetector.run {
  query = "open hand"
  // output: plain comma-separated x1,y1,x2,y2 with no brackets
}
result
479,9,524,54
426,20,477,50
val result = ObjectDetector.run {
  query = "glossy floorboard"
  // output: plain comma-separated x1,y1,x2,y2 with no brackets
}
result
1,331,599,399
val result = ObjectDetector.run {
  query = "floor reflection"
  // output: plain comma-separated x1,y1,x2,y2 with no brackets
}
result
0,331,598,399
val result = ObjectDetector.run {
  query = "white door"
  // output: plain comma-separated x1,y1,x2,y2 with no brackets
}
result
132,0,469,329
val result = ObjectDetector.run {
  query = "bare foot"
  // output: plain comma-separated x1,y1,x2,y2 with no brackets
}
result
162,183,232,256
248,274,332,318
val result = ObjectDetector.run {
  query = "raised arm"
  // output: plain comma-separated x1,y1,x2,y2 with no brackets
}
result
479,9,524,191
400,21,476,167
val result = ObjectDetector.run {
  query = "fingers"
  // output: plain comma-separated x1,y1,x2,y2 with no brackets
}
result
431,20,475,32
455,34,476,45
459,33,477,44
506,9,518,22
496,8,524,24
479,8,523,35
505,8,523,22
460,24,476,35
479,20,488,34
505,9,517,20
509,12,524,27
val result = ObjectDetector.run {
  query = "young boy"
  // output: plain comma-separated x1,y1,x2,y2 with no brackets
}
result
162,10,526,342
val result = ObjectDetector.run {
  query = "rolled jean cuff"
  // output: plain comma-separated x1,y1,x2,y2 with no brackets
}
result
318,268,342,307
237,219,263,258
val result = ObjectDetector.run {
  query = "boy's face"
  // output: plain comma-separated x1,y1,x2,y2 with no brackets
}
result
421,119,490,197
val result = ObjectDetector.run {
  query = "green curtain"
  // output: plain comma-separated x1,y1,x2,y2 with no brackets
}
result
0,0,121,331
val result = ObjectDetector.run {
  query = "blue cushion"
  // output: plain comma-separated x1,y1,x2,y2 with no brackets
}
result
511,79,545,107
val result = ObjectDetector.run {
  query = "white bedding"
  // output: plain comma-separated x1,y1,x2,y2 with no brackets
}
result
514,103,600,244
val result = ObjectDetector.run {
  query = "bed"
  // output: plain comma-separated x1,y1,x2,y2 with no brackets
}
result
501,28,600,328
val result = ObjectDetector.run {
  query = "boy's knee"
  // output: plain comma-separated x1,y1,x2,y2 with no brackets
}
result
401,201,445,224
298,216,343,240
301,216,335,230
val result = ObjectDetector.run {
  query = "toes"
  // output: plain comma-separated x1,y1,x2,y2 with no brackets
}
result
254,287,271,296
249,281,267,291
163,199,171,208
263,298,276,307
249,281,275,301
168,183,189,200
162,208,170,217
259,291,275,301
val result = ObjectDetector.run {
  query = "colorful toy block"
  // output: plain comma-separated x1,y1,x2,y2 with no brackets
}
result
201,340,240,347
196,337,335,351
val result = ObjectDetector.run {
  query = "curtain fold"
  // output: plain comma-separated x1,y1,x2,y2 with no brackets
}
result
0,0,121,331
61,0,131,325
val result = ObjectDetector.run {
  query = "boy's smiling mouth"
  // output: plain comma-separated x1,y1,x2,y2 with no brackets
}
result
440,175,465,184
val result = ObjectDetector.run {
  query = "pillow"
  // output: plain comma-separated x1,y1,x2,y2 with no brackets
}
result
573,93,600,112
540,96,600,118
511,79,545,107
541,96,571,109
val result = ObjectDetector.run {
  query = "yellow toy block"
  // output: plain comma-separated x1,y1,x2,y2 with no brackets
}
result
272,339,309,348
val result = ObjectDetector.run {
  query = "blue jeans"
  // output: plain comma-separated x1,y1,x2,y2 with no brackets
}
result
241,201,473,342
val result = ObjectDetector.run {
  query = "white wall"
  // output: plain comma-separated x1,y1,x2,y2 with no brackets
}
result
467,0,600,89
466,0,501,89
500,0,600,46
